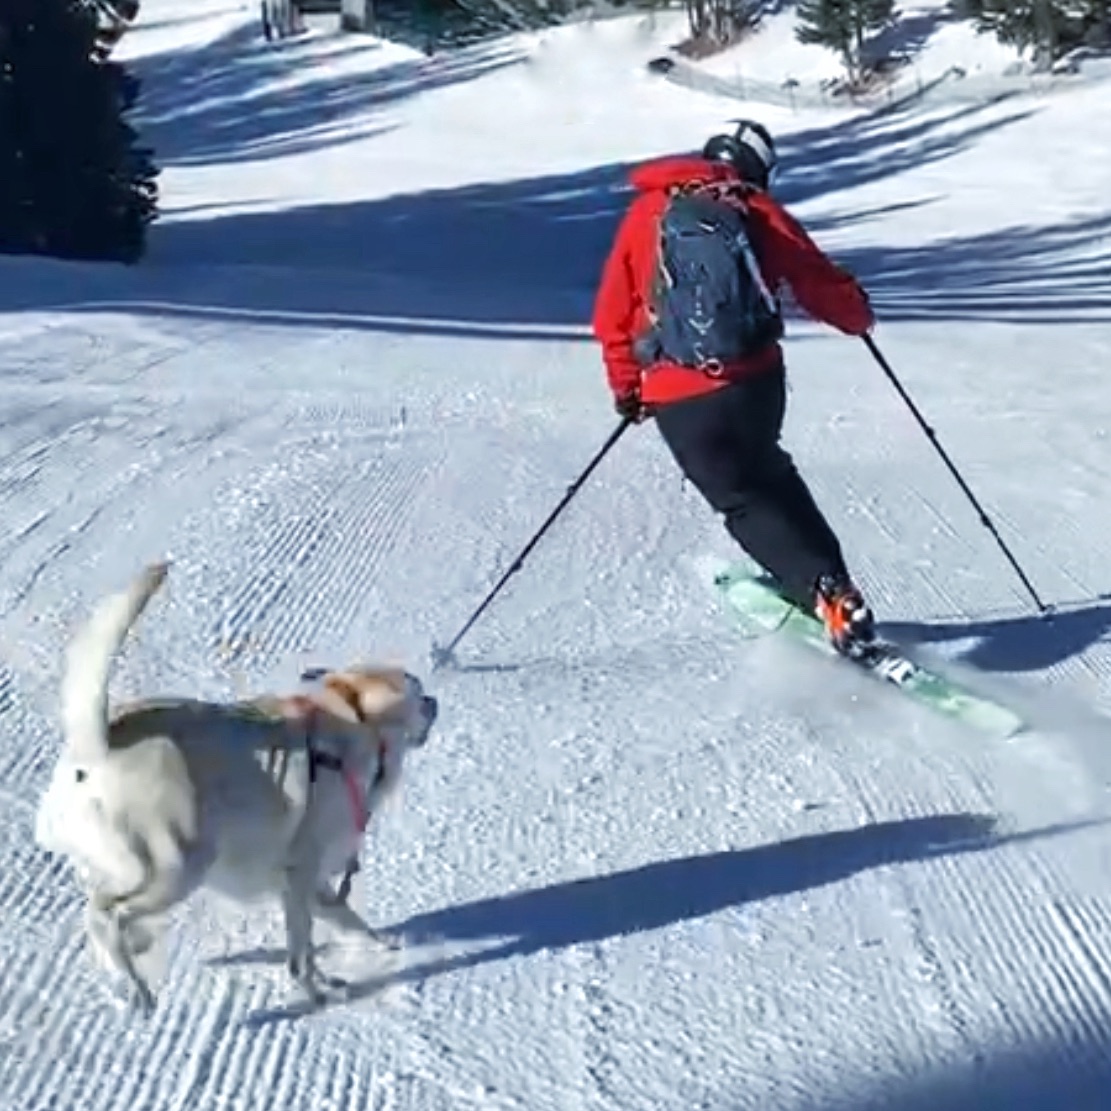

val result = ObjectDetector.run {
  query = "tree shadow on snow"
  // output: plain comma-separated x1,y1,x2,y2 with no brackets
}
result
862,5,957,69
881,597,1111,673
138,94,1032,307
831,209,1111,324
148,161,631,282
26,193,1108,340
128,22,525,166
231,812,1102,1025
10,92,1109,334
774,97,1035,210
10,161,633,336
765,104,1111,325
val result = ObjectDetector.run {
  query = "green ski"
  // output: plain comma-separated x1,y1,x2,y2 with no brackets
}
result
698,556,1024,739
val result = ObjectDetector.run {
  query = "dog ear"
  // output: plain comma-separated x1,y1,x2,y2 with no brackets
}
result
318,675,366,721
324,671,404,722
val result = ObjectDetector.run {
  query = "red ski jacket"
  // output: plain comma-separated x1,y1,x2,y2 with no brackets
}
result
591,156,874,407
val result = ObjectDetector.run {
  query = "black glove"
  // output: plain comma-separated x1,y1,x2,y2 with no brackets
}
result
855,282,875,336
614,390,647,423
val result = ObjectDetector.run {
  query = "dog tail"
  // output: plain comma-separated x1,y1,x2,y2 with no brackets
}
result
62,561,170,763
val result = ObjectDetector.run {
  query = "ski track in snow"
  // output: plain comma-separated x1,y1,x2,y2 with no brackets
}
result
3,2,1111,1109
3,316,1111,1110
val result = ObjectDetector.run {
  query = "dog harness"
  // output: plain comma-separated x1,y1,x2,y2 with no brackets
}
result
285,694,384,835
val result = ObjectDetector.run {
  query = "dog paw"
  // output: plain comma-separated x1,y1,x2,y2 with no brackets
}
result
288,956,344,1007
318,970,353,997
301,974,352,1009
127,980,157,1018
367,927,403,952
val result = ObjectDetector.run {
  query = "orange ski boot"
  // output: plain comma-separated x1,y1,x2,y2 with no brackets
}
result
815,575,877,658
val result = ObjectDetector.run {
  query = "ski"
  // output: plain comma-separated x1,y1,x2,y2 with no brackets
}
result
697,557,1025,739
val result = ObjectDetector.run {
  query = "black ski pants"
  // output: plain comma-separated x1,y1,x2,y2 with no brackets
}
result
654,366,848,607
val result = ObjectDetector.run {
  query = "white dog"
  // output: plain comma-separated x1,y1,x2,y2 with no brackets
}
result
34,561,438,1014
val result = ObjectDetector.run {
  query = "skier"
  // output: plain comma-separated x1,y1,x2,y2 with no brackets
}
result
592,121,878,657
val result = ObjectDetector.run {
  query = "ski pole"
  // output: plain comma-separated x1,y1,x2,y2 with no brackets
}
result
862,333,1050,615
431,418,633,669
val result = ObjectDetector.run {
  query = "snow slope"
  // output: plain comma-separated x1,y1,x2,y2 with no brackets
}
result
2,3,1111,1109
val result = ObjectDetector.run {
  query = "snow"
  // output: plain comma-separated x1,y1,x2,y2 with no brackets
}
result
3,1,1111,1108
693,0,1025,83
696,7,858,83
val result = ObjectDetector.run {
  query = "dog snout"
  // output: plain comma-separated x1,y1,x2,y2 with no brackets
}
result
421,695,438,733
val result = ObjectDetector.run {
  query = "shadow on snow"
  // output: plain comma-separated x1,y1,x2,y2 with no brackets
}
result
128,22,525,166
233,811,1102,1025
10,91,1107,335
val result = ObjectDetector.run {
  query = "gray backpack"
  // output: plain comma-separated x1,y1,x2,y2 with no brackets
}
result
644,183,783,369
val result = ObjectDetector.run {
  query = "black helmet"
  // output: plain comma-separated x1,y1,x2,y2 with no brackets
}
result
701,120,777,188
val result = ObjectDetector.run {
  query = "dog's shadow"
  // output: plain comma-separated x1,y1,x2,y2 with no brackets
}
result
230,811,1100,1026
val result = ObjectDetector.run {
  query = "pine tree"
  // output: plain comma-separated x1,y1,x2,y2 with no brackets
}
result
0,0,159,264
958,0,1108,61
683,0,763,48
795,0,895,82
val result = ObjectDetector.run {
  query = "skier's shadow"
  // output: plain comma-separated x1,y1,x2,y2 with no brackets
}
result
880,597,1111,673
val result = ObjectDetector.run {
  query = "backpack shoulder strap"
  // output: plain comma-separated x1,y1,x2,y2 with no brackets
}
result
688,179,753,213
645,184,685,324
